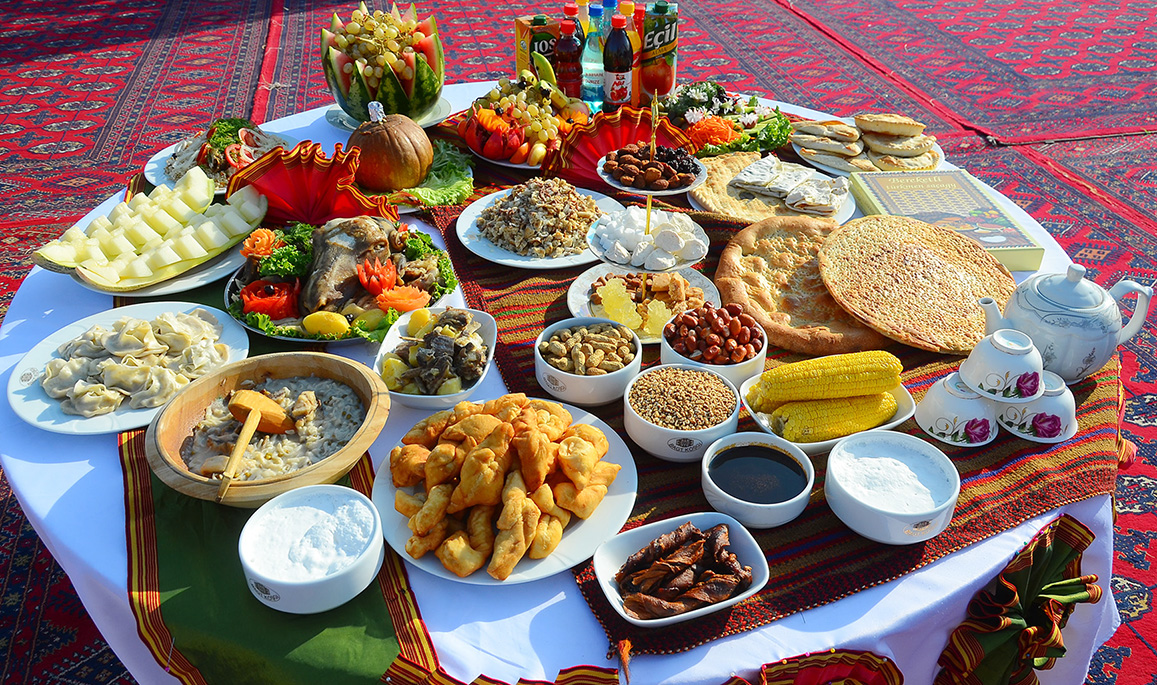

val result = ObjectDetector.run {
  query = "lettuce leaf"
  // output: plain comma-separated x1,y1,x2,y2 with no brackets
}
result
388,140,475,208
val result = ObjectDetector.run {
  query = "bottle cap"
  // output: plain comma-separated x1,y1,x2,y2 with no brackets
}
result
564,3,578,16
589,4,603,16
621,2,634,15
561,19,575,34
654,0,669,12
603,0,616,9
611,13,627,27
634,3,645,14
532,14,547,24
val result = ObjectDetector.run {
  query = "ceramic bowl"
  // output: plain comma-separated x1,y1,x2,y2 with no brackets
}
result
739,374,918,456
238,484,385,614
824,431,961,545
591,511,770,628
372,307,497,410
533,317,642,406
658,312,768,390
701,432,814,529
995,371,1078,444
623,364,740,462
145,352,391,508
915,371,999,447
958,329,1045,404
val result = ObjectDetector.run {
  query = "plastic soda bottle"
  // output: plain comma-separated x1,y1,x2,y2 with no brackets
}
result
581,4,605,111
563,2,585,44
641,0,678,105
575,0,590,35
620,1,642,107
602,14,633,113
600,0,616,46
554,20,584,98
633,2,645,37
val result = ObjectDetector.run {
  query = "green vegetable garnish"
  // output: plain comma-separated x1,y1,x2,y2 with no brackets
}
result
387,140,475,208
695,112,793,157
258,222,315,278
207,117,257,150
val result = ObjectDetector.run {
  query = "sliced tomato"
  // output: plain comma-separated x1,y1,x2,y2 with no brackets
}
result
224,143,255,168
240,279,300,320
196,142,212,166
376,285,431,313
357,256,396,296
237,127,259,147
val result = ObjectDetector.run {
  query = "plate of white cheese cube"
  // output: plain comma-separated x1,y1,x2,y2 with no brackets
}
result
586,206,711,273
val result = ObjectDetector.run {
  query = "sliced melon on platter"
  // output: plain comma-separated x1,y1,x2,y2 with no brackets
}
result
35,165,266,290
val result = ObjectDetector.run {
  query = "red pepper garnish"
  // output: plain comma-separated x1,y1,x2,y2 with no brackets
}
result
239,279,300,320
196,142,211,166
224,143,254,169
357,256,396,296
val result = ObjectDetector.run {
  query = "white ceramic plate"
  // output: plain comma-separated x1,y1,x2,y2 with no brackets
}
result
686,174,859,225
7,302,250,435
591,511,770,627
325,97,453,131
586,211,710,273
468,148,542,171
596,153,708,196
69,245,246,298
372,401,639,585
566,263,721,344
456,187,624,270
371,307,498,410
791,114,945,179
142,131,299,192
739,377,917,456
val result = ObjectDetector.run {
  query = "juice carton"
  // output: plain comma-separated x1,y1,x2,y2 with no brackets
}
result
515,15,561,77
641,0,678,104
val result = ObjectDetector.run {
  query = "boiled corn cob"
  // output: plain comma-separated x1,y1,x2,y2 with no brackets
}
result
768,392,898,443
747,350,902,412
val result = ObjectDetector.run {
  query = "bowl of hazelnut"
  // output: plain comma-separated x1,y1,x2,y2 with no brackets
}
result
597,144,707,196
660,302,768,388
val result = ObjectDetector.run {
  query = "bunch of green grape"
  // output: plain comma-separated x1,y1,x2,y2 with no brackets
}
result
332,8,425,90
479,78,561,144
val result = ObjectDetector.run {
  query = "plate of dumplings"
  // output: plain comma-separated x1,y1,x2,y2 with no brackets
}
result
7,301,249,434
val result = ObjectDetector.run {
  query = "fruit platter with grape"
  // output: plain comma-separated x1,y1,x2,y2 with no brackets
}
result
457,58,591,168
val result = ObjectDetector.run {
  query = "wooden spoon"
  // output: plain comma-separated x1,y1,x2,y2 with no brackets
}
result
215,389,295,502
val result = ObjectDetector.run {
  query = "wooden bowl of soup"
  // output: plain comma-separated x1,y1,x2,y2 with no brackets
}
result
144,352,390,507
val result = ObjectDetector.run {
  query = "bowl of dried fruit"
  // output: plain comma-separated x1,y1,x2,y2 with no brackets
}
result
659,302,768,388
534,317,642,407
623,364,741,462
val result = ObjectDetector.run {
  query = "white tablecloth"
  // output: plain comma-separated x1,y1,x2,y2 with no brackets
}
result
0,82,1119,684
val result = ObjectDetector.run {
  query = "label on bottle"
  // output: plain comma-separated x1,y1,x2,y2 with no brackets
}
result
604,70,631,107
641,6,678,102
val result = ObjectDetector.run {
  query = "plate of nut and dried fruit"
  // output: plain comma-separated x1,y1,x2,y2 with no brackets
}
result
567,264,720,344
597,144,708,196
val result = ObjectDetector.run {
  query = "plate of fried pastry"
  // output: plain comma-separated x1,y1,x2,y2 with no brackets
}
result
790,113,943,176
373,393,638,585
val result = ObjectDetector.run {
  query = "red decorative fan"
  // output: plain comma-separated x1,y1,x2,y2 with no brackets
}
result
541,106,695,192
760,649,904,685
226,141,399,226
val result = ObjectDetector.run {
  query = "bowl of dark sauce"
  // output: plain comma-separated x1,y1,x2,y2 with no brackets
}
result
701,432,814,529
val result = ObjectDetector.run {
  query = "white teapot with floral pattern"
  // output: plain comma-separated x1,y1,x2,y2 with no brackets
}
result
979,264,1152,383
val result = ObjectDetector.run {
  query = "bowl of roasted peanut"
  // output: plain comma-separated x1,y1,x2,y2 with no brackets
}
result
534,317,642,407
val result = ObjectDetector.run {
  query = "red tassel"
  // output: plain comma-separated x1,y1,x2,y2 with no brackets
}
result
617,639,633,683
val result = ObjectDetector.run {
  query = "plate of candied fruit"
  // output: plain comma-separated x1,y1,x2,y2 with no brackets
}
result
568,264,720,344
597,144,708,196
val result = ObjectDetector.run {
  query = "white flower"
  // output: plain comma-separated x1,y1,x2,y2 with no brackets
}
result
739,112,758,128
754,104,773,118
690,88,708,102
684,108,707,124
713,97,730,112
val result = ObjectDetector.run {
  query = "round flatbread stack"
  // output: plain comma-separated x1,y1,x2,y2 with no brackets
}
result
714,215,891,355
817,216,1016,354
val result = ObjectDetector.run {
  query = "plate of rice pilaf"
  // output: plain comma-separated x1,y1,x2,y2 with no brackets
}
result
456,178,626,269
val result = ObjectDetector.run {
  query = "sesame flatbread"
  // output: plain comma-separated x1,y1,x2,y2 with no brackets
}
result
867,147,942,171
817,216,1015,354
691,151,803,223
714,215,891,355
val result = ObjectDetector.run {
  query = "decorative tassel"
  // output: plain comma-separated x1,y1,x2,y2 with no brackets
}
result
617,638,633,683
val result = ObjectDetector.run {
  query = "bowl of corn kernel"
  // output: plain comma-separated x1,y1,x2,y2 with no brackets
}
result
740,350,916,457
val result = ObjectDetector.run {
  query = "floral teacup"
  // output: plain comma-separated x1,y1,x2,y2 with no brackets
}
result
915,371,998,448
958,329,1045,404
996,371,1077,444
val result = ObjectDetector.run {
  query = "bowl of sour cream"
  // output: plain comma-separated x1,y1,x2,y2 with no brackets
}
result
238,484,384,614
824,431,961,545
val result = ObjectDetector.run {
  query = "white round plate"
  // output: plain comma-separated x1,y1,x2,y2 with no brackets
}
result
456,187,624,270
566,263,721,344
69,245,246,297
372,401,638,585
7,302,250,435
585,211,710,273
142,130,299,192
467,148,541,171
596,153,708,196
686,178,859,225
739,376,917,456
325,97,453,131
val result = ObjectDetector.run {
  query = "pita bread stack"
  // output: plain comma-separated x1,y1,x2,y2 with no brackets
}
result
791,113,941,173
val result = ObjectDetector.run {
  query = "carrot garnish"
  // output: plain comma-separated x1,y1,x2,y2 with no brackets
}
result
241,228,284,259
686,115,742,150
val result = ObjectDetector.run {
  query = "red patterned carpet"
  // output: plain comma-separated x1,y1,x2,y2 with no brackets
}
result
0,0,1155,682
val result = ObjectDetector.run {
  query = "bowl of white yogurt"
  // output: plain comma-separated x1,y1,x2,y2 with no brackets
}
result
824,431,960,545
238,484,384,614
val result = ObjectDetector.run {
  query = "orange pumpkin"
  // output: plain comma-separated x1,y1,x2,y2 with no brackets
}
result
348,114,434,192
